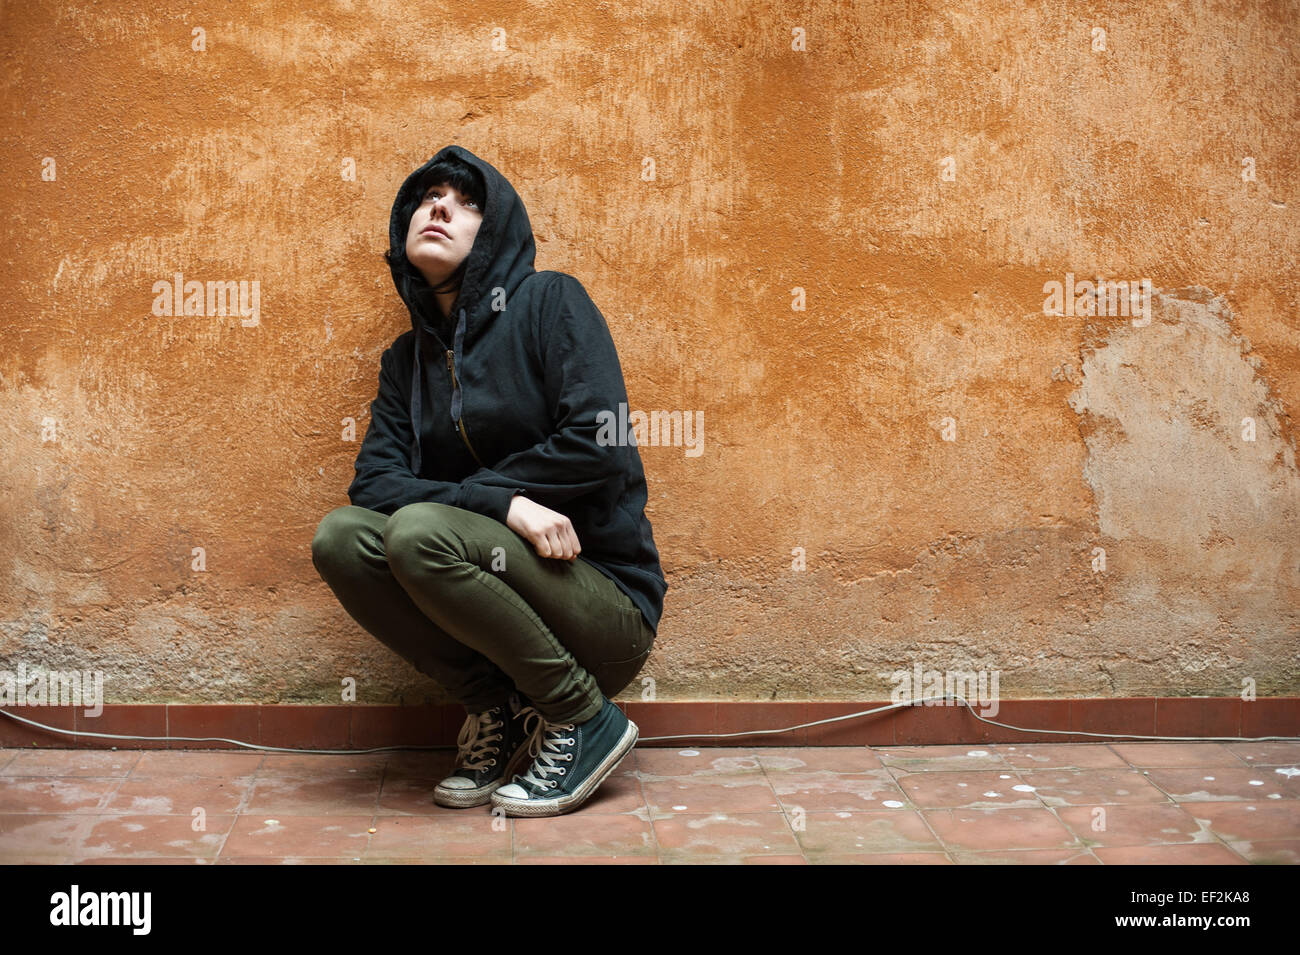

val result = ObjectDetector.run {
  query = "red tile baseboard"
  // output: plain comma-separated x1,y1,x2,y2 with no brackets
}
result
0,697,1294,750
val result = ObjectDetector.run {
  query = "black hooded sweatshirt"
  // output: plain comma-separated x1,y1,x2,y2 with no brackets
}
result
346,144,668,634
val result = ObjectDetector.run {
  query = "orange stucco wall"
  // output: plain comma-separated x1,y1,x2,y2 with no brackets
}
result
2,2,1297,706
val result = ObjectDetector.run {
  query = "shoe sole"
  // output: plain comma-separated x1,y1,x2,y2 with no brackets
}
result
432,738,535,809
490,718,639,817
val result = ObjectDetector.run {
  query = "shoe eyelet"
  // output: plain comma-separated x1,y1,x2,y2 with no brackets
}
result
558,768,565,775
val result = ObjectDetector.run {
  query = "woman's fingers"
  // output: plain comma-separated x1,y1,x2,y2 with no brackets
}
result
544,523,578,560
513,497,581,560
546,527,568,560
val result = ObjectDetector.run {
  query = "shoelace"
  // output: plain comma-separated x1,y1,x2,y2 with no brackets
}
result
514,706,576,792
455,707,505,772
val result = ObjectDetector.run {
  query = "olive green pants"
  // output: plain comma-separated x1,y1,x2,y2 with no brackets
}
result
310,502,654,725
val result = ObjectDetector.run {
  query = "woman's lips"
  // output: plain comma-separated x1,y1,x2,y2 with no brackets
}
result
423,226,449,238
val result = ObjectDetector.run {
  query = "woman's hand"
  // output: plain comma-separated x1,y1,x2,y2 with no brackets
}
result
506,494,582,560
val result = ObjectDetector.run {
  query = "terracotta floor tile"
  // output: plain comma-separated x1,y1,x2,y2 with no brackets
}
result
1177,800,1300,842
104,774,253,815
770,769,909,812
74,813,235,860
1224,839,1300,863
512,811,655,856
129,751,264,778
0,854,76,864
1,749,141,777
874,745,1011,772
1144,766,1299,802
1225,742,1300,766
243,772,384,815
214,856,369,865
563,772,646,814
362,814,511,859
1054,803,1211,847
0,776,121,813
1109,742,1244,768
995,744,1130,770
805,851,954,864
950,848,1100,864
633,747,768,777
1093,844,1248,864
4,741,1293,863
254,753,389,776
659,853,807,864
923,807,1078,851
0,813,93,859
641,773,781,815
754,747,885,773
652,811,800,858
893,770,1041,810
75,857,207,864
375,772,449,815
1016,769,1173,806
382,750,456,777
795,809,943,854
363,856,499,864
516,855,659,864
221,814,376,858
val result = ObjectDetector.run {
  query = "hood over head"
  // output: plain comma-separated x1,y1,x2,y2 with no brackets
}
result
386,144,538,474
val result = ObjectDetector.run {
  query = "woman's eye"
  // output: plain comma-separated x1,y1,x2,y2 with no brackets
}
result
423,189,476,209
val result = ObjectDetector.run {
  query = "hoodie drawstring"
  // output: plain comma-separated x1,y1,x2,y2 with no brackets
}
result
450,308,466,425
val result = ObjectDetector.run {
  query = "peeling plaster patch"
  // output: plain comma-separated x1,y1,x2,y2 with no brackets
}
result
1065,287,1300,688
1068,288,1299,575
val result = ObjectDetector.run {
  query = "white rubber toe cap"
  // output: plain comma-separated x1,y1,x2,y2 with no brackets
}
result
495,783,530,799
437,776,477,790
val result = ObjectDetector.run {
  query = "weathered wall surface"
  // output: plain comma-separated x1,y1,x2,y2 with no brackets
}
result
1,2,1297,704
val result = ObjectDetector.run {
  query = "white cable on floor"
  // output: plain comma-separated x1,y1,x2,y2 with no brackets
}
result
1,694,1295,754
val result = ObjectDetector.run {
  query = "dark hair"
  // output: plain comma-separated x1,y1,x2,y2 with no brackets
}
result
384,155,487,317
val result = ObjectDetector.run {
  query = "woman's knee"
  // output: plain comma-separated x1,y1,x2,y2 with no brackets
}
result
382,502,463,573
311,505,374,574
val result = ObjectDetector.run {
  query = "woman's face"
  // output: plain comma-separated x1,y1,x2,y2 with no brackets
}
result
405,180,483,287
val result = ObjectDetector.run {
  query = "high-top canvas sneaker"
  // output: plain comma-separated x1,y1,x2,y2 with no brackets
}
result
433,693,534,808
490,697,638,817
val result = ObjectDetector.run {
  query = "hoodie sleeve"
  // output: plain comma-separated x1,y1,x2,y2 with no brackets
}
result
346,342,471,517
456,273,630,519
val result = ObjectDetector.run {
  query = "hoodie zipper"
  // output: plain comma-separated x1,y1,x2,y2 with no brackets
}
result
445,348,486,467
